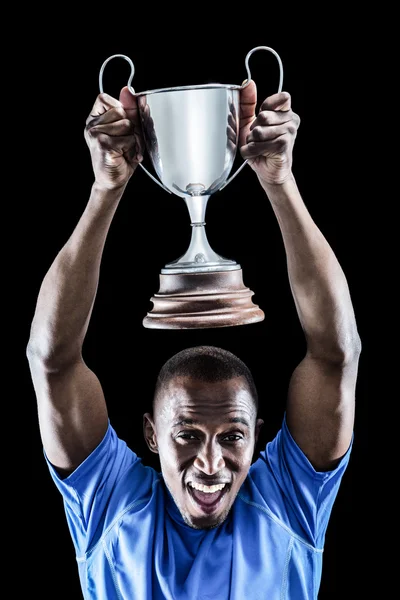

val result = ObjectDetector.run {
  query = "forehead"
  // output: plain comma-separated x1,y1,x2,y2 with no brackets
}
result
157,376,254,423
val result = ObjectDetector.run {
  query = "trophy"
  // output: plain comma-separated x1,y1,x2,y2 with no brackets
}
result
99,47,284,329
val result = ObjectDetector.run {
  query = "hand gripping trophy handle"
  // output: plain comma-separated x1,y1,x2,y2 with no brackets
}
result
98,54,172,194
98,46,284,193
219,46,284,190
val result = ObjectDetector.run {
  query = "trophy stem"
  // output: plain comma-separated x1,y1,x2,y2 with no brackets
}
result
185,194,209,225
162,195,239,274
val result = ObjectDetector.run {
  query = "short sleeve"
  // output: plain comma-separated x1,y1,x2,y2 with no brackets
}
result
44,420,153,556
250,414,353,548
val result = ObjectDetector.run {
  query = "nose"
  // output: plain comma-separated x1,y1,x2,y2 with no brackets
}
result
193,440,225,475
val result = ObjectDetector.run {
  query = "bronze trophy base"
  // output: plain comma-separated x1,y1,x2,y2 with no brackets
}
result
143,269,264,329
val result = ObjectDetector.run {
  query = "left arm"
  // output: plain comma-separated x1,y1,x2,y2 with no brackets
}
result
260,176,361,471
240,82,361,471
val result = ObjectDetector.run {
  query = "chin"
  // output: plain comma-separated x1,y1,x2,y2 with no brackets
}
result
183,503,232,531
184,513,227,530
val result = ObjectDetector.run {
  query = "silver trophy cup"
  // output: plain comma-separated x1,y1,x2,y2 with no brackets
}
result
99,47,283,329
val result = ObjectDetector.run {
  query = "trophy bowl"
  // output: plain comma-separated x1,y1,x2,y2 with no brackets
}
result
99,47,284,329
136,84,241,274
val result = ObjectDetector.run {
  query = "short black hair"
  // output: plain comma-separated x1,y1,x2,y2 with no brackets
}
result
153,345,258,416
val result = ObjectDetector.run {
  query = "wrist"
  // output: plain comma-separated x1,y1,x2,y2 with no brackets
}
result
258,172,300,200
91,181,128,200
258,171,296,191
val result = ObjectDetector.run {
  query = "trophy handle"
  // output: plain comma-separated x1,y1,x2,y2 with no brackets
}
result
98,54,172,194
219,46,284,191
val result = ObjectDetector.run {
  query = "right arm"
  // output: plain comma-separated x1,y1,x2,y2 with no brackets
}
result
27,88,144,476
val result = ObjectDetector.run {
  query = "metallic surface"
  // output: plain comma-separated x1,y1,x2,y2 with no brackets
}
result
162,195,239,274
137,86,240,199
136,86,240,272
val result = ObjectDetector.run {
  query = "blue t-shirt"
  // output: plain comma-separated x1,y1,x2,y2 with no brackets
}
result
45,416,352,600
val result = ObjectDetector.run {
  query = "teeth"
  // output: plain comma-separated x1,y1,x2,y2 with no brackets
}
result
189,482,226,493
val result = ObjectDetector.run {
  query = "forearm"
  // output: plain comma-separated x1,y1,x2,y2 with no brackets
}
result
261,174,361,362
27,183,126,367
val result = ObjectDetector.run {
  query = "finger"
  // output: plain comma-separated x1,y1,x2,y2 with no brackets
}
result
228,99,237,121
227,139,236,156
89,119,134,137
119,86,140,124
87,93,122,123
247,122,297,143
147,117,157,143
126,143,143,165
226,123,237,145
239,79,257,148
86,106,127,129
250,109,295,130
241,135,290,160
240,79,257,125
227,111,237,132
260,91,291,112
119,86,138,111
132,131,144,163
142,103,151,122
92,132,137,155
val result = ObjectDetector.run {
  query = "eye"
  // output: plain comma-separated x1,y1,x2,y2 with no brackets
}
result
177,433,243,442
224,435,242,442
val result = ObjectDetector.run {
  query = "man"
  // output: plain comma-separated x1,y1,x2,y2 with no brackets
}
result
27,80,361,599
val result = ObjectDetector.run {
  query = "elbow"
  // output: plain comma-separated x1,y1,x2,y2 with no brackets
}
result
338,335,362,366
309,330,362,366
26,337,45,363
26,337,54,371
26,337,81,372
341,327,362,364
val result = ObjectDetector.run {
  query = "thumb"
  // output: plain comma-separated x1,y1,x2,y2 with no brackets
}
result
119,86,138,112
239,79,257,147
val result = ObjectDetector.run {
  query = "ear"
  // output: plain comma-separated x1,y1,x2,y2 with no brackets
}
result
255,418,264,445
143,413,159,454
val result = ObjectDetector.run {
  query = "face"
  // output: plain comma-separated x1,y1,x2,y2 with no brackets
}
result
143,376,263,530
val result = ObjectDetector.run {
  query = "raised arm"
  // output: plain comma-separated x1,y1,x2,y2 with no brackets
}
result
240,81,361,471
27,87,144,476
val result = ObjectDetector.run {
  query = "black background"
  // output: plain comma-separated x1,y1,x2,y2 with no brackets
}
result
27,22,369,599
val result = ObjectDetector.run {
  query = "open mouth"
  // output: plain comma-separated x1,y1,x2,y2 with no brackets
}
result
187,484,230,514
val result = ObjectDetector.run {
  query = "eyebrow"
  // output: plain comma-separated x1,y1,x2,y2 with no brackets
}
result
172,416,250,428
